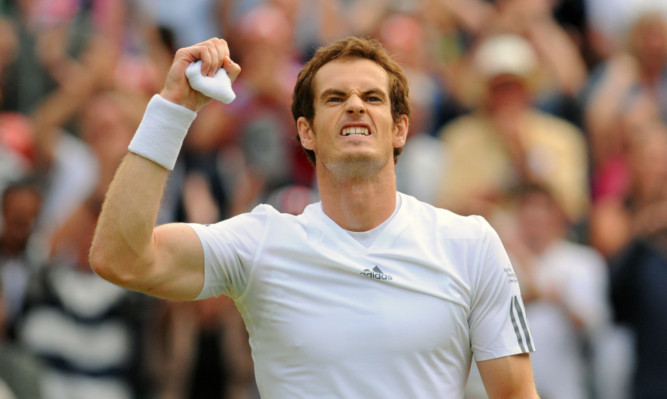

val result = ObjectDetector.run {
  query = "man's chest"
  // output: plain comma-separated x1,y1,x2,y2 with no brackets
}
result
241,247,471,363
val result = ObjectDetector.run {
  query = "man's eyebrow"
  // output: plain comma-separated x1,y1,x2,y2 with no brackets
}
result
362,89,388,99
319,88,347,99
319,88,388,99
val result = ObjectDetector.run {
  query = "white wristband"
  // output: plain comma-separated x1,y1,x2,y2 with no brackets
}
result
128,94,197,170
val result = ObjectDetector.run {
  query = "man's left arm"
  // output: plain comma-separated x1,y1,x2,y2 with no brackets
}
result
477,353,540,399
468,217,540,398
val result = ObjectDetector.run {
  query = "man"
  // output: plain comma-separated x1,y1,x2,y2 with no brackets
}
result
90,36,539,398
436,33,589,224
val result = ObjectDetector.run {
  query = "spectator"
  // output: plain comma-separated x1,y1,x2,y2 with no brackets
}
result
625,12,667,121
500,184,616,399
488,0,589,101
589,116,667,258
435,33,590,225
437,0,589,123
259,0,348,61
18,200,151,399
18,88,151,399
0,0,99,114
610,229,667,399
0,179,42,341
465,183,632,399
582,12,667,207
584,0,667,62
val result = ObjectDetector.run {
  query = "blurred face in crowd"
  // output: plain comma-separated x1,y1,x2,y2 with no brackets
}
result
0,18,17,67
516,188,566,253
379,13,426,69
1,185,41,254
79,93,137,169
630,14,667,74
237,4,293,61
485,74,531,114
297,58,408,180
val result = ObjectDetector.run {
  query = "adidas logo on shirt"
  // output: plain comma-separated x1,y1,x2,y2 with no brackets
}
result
360,266,393,281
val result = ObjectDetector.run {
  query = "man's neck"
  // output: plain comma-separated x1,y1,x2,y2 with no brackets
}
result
317,167,398,232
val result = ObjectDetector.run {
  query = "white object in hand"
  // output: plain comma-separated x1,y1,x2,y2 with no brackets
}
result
185,60,236,104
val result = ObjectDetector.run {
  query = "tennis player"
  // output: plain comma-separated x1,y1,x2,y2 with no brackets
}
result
90,36,539,399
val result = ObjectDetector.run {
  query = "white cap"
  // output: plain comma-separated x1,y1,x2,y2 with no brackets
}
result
473,34,537,80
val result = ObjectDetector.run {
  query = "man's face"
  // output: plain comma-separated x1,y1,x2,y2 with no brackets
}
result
297,58,408,179
486,74,530,113
517,192,564,252
1,188,41,248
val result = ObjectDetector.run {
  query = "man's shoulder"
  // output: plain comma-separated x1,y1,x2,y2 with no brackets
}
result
246,201,325,234
246,202,313,220
398,193,490,239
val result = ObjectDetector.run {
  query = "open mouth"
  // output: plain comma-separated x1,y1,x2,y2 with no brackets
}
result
340,127,371,136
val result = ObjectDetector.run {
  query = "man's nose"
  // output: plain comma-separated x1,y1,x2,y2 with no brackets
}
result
345,95,366,115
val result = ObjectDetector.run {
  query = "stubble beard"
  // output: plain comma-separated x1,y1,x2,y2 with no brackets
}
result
323,151,389,183
311,124,392,183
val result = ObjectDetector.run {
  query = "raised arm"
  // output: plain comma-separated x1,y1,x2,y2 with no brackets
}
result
89,38,241,300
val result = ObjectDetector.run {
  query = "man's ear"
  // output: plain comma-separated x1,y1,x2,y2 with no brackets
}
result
297,117,315,150
393,114,409,149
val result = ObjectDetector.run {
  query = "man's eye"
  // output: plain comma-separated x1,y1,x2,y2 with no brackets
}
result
367,96,382,102
327,97,343,103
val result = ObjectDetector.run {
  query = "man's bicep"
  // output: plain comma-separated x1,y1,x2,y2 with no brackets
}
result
149,223,206,301
477,353,539,399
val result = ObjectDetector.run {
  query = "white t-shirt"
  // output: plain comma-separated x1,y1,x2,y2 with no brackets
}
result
190,192,534,399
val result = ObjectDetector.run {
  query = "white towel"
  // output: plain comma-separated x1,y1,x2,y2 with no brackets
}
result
185,60,236,104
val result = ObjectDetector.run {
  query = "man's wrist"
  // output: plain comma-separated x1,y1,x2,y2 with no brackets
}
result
127,94,197,170
159,87,201,112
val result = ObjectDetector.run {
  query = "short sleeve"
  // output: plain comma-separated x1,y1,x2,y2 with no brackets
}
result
188,204,272,300
468,217,536,361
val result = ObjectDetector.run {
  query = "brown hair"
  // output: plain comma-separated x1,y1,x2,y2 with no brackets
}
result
291,36,411,165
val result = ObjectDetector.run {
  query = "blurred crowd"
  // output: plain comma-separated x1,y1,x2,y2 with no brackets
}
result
0,0,666,398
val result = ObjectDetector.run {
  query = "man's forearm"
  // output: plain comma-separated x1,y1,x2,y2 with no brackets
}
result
90,95,196,286
90,152,170,285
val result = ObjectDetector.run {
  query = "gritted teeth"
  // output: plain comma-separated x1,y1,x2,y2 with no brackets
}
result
341,127,370,136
